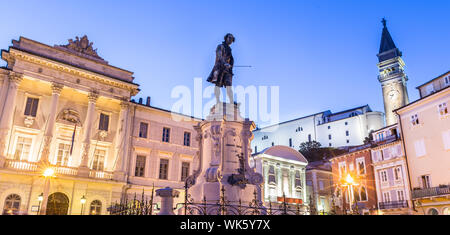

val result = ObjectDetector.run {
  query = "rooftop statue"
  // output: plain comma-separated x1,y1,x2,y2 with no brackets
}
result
207,33,235,104
59,35,104,61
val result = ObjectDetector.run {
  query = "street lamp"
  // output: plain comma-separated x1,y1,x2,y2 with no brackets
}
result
80,196,86,215
39,167,55,215
37,193,43,215
340,173,359,215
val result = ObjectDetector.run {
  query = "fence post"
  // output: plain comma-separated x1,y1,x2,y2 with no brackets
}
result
156,187,179,215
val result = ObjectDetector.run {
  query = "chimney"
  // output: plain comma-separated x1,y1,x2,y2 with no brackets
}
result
138,98,143,104
146,96,151,106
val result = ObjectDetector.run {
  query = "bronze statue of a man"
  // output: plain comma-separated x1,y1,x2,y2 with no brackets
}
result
207,33,235,104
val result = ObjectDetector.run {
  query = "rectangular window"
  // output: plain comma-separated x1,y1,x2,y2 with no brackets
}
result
411,114,419,126
56,143,71,166
338,162,346,177
328,134,332,140
414,139,426,157
92,149,106,171
445,76,450,86
394,167,402,180
438,103,448,117
254,146,257,153
135,155,146,177
380,170,388,182
294,170,302,187
14,137,32,160
308,134,311,142
159,159,169,180
356,158,366,175
139,122,148,138
181,162,190,182
383,192,391,202
421,175,431,188
24,97,39,117
183,132,191,146
319,180,324,190
289,138,292,147
268,165,276,184
397,190,405,201
346,131,349,136
162,127,170,143
99,113,109,131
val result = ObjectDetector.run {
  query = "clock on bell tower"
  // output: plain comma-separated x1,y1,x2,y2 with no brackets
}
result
377,18,409,126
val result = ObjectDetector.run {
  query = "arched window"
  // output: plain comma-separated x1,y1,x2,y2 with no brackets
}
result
360,187,367,201
428,208,439,215
443,207,450,215
3,194,21,215
89,200,102,215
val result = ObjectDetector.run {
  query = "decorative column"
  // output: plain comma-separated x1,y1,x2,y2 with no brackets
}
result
39,83,63,164
156,187,179,215
78,91,98,177
113,100,129,181
276,164,282,197
263,161,269,201
0,72,23,167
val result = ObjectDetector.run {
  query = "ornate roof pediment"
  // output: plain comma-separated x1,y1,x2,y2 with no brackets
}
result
57,35,107,63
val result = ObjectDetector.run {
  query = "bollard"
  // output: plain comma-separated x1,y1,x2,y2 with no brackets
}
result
156,187,179,215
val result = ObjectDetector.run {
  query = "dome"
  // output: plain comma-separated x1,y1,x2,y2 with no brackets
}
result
258,145,308,164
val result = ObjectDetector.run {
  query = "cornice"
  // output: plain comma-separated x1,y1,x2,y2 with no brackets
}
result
6,49,139,95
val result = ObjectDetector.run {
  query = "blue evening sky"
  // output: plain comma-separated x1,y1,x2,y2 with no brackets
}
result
1,0,449,126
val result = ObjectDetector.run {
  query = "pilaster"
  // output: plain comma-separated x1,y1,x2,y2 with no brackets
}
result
0,72,23,167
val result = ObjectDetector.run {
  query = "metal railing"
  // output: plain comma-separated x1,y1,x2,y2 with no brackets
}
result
378,200,408,210
412,185,450,199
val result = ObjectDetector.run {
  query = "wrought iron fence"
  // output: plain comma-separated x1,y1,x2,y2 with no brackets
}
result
177,183,313,215
108,183,316,215
108,187,157,215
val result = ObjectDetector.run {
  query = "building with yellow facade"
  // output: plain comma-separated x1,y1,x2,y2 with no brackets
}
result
0,36,201,215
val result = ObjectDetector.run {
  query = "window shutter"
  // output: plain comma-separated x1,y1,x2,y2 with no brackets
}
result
442,130,450,150
414,139,426,157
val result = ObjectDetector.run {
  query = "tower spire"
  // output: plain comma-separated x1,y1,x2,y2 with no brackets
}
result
377,18,401,62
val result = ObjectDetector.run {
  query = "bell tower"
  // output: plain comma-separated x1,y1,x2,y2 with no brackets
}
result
377,18,409,126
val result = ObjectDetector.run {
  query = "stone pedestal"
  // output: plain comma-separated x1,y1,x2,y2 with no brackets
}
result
156,187,180,215
186,102,263,213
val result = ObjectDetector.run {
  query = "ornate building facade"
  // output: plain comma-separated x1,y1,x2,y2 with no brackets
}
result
251,145,308,210
0,36,201,215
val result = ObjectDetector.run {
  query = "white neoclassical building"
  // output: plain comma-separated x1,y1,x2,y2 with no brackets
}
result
252,105,384,152
0,36,202,215
251,145,308,208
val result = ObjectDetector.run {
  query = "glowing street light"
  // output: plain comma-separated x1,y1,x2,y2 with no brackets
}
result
39,167,56,215
339,173,359,214
43,168,55,177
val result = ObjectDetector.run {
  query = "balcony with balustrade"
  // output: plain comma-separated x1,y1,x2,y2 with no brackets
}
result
3,159,114,180
378,200,408,210
412,185,450,199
